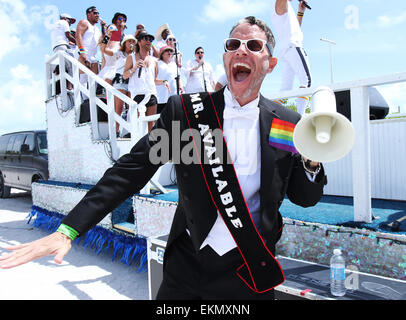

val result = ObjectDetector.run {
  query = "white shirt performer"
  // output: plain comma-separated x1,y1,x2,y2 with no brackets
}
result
184,47,216,94
50,13,77,90
51,14,77,53
76,6,103,76
271,0,311,115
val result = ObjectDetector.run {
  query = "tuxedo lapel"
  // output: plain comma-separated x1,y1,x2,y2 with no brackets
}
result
259,95,279,204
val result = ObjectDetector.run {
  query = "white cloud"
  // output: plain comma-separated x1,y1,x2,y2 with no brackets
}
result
214,63,226,82
0,0,59,61
201,0,270,23
0,1,61,135
0,64,46,135
378,11,406,28
10,64,32,80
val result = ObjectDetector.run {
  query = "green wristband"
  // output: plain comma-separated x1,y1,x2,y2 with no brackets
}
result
57,224,79,241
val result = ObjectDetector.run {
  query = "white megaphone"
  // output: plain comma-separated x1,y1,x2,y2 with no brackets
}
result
293,86,355,163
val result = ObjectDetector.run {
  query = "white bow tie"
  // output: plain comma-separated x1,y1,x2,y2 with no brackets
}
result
223,106,260,121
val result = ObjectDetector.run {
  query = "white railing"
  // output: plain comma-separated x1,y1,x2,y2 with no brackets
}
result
46,51,405,221
45,51,167,194
267,71,406,223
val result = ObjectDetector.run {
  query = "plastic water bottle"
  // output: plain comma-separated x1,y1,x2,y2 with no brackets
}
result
330,249,346,297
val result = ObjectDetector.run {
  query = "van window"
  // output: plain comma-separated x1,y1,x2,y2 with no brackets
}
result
12,134,26,154
6,135,16,155
24,134,35,152
37,133,48,155
0,136,10,154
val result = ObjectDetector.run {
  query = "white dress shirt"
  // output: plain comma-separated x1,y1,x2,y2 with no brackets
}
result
199,87,261,256
195,87,317,256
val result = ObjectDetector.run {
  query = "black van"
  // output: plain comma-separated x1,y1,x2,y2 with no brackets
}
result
0,130,48,198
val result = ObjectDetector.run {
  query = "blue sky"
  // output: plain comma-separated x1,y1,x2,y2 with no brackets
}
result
0,0,405,135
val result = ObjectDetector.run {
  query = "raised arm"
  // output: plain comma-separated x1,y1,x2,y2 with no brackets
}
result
123,54,134,80
0,95,180,269
297,1,307,26
275,0,289,15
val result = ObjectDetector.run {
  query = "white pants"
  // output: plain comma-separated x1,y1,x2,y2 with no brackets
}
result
53,45,73,76
280,46,312,115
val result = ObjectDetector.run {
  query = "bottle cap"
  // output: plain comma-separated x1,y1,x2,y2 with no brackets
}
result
334,249,342,255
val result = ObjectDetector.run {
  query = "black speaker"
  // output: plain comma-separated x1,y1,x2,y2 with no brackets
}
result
79,99,108,124
334,87,390,121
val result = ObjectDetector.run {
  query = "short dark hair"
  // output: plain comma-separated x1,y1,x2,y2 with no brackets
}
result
195,47,204,54
86,6,97,14
229,16,275,52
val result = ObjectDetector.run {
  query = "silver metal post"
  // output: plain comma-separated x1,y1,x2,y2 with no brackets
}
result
320,38,337,84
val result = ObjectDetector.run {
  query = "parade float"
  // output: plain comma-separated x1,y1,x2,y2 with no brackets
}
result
28,51,406,299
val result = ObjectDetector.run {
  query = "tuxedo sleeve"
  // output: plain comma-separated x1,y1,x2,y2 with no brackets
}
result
61,96,178,236
286,155,327,208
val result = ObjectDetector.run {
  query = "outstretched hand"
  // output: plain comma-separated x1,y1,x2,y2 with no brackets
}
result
0,232,72,269
298,0,308,13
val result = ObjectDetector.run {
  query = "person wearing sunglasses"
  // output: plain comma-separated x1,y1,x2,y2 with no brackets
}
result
156,46,184,114
100,30,135,137
123,30,159,132
270,0,312,115
165,34,183,68
76,6,104,83
184,47,216,94
103,12,127,45
99,12,128,87
0,16,325,301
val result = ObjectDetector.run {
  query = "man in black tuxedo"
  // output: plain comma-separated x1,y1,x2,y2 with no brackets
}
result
0,16,326,300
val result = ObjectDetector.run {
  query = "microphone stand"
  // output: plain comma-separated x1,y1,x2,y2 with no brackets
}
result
174,42,180,95
201,59,208,92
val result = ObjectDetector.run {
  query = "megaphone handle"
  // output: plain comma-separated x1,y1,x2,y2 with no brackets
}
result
302,157,321,176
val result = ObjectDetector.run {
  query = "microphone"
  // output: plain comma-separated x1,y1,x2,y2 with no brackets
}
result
298,0,311,10
138,59,142,78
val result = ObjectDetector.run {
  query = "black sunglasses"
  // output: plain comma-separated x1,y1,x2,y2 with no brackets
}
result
224,38,273,55
117,17,126,22
196,51,204,55
141,36,154,42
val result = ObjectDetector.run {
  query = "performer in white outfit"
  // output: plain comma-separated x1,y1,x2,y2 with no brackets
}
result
184,47,216,94
100,31,136,136
270,0,311,115
76,6,103,77
51,13,77,54
156,46,183,113
123,30,163,132
153,23,171,58
99,13,127,85
50,13,77,90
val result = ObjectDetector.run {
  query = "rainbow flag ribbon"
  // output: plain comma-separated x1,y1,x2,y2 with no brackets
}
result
269,118,298,154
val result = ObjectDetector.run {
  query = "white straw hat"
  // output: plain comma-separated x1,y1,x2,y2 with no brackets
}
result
155,23,170,41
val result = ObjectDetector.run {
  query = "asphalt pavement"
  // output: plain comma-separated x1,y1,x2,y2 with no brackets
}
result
0,190,149,300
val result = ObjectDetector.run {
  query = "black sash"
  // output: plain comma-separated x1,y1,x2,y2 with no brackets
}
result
180,92,285,293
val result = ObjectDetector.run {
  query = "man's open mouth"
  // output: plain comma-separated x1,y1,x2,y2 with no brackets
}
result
232,63,252,83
